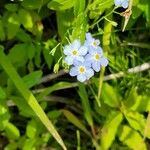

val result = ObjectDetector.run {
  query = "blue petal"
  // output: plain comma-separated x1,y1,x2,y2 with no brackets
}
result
122,0,128,8
114,0,122,6
100,57,108,67
72,40,81,49
86,33,93,41
65,56,73,65
69,67,78,76
64,45,71,55
77,74,87,82
79,46,88,55
86,68,94,79
75,56,84,62
92,62,101,72
85,54,92,61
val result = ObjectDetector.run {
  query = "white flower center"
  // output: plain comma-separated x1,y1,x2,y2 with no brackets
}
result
72,49,78,56
79,66,86,73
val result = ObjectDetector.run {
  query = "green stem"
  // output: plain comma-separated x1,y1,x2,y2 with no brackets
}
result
97,10,112,102
0,46,67,150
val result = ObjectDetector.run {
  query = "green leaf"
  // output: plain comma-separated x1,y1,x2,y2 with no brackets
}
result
62,109,90,136
47,110,62,120
0,20,5,41
101,83,120,108
22,0,49,10
138,0,150,23
6,13,20,39
124,111,148,137
101,111,123,150
78,83,93,127
26,120,37,139
18,9,33,29
0,87,6,99
127,89,150,112
23,71,42,88
74,0,85,16
0,48,67,150
48,0,75,10
8,43,28,67
26,42,36,60
0,98,10,130
5,4,18,12
89,0,114,19
118,125,147,150
5,122,20,140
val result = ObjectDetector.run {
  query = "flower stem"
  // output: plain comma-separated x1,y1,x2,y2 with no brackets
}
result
97,10,112,104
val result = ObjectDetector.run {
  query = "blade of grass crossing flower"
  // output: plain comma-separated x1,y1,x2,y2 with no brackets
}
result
0,47,67,150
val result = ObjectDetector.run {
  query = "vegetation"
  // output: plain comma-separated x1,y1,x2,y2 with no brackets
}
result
0,0,150,150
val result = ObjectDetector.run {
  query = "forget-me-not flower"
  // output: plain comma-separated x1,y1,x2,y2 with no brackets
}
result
84,33,100,49
114,0,129,9
69,61,94,82
85,47,108,72
64,40,88,65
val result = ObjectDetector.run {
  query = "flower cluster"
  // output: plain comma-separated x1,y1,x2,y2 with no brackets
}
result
114,0,129,9
63,33,108,82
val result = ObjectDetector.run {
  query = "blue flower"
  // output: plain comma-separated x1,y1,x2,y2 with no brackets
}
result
64,40,88,65
114,0,129,8
85,47,108,72
84,33,100,50
69,61,94,82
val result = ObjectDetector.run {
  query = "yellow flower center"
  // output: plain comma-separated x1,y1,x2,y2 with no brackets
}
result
95,53,100,61
79,66,86,73
72,49,78,56
92,41,97,47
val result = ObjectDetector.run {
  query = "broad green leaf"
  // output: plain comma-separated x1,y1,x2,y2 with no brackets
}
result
16,29,32,42
34,43,42,68
0,98,10,130
47,110,62,120
0,86,6,99
128,91,150,112
5,4,18,12
18,9,33,29
7,13,20,39
101,111,123,150
89,0,114,19
0,20,5,41
78,83,93,127
26,120,37,139
74,0,85,16
0,47,67,150
101,83,120,108
56,10,73,39
124,111,149,137
43,48,53,69
118,125,147,150
71,13,87,42
23,71,42,88
21,0,49,10
23,139,36,150
138,0,150,23
11,96,35,117
62,109,90,136
26,42,36,60
8,43,28,67
5,122,20,140
48,0,75,10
